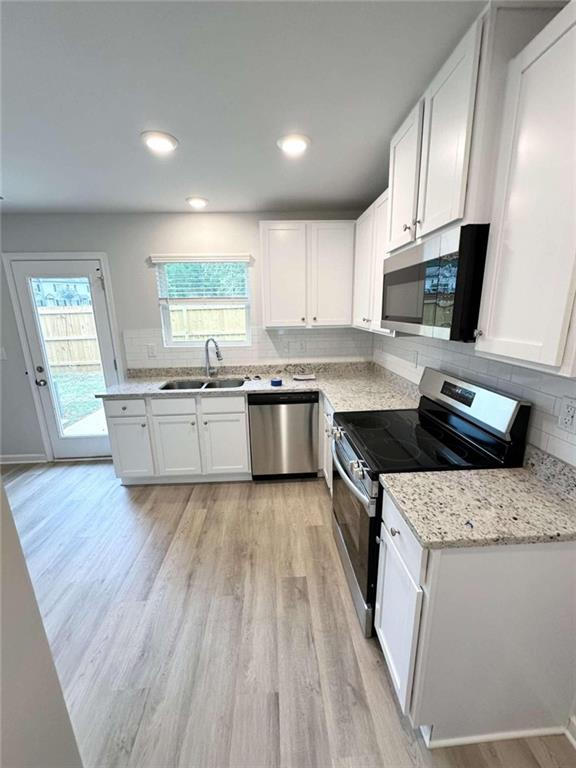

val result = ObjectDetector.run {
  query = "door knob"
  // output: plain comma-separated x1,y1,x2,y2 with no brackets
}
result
35,378,47,387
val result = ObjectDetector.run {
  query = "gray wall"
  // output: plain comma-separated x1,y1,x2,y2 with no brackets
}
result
1,485,83,768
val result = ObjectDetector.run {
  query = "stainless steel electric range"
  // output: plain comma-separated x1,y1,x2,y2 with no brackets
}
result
331,368,531,636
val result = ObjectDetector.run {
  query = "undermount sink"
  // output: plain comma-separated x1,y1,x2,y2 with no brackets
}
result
160,379,206,390
203,378,245,389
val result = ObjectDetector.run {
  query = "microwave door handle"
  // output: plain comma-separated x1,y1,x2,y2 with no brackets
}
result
331,442,375,515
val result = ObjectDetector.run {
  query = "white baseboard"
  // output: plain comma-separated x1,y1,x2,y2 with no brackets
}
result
0,453,47,465
566,716,576,749
423,725,566,749
121,472,252,486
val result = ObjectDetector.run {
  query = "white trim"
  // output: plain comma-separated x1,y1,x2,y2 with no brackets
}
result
567,716,576,750
150,253,252,264
422,725,567,749
1,251,125,460
0,453,48,465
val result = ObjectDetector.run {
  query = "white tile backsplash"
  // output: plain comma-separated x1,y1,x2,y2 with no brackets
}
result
372,334,576,467
124,326,374,369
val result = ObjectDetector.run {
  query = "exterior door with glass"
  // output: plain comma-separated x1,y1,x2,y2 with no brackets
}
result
10,257,118,458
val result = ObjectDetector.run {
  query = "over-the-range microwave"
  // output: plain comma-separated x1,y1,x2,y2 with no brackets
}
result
381,224,488,342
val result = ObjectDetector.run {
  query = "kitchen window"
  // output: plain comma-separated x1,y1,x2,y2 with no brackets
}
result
152,254,251,346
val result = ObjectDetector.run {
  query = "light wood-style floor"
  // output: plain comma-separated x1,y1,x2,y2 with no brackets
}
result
4,461,575,768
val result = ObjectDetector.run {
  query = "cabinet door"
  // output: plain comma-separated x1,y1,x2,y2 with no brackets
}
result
202,413,250,474
416,24,481,237
387,101,424,251
261,221,307,327
352,205,375,328
370,191,389,332
153,415,202,476
321,408,333,493
374,527,423,715
476,6,576,368
307,221,355,326
108,417,154,478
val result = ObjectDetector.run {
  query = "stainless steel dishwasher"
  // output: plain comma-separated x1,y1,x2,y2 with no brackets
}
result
248,391,319,478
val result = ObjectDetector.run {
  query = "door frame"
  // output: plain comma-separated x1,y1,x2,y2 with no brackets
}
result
2,251,124,461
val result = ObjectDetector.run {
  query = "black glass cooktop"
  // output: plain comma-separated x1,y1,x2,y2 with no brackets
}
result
334,408,499,476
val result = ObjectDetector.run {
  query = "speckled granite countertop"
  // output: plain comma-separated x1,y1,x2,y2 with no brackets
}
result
380,446,576,549
95,363,419,413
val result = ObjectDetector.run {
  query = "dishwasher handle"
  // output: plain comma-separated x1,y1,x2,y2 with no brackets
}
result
248,391,319,406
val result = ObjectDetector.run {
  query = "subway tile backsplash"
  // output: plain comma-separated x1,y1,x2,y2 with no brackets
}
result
123,326,374,370
123,326,576,467
372,334,576,467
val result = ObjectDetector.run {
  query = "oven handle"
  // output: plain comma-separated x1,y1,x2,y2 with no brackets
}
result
331,441,376,516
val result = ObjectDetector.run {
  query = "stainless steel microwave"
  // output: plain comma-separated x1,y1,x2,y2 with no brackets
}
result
381,224,488,341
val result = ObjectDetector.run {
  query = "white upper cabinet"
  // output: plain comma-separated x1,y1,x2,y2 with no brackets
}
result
387,101,424,251
370,191,389,332
307,221,355,326
416,24,481,238
261,220,354,328
476,3,576,375
352,205,375,329
261,221,307,327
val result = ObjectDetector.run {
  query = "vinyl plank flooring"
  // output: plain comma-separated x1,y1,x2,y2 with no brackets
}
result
4,461,575,768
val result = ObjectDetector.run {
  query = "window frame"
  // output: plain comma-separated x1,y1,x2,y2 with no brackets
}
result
151,253,252,348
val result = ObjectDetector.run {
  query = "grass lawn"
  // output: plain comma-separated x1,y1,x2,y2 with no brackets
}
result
51,370,106,428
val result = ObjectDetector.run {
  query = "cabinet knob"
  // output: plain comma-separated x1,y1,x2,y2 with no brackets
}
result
313,316,317,321
375,535,381,544
203,421,208,426
301,317,306,322
121,406,127,411
390,527,400,537
402,223,411,232
413,219,422,226
141,423,146,428
191,421,196,426
473,329,484,338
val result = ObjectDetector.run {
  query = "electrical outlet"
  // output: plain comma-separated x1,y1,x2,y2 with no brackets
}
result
558,397,576,434
146,344,157,359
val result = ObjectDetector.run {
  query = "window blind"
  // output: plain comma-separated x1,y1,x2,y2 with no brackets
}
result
156,261,248,302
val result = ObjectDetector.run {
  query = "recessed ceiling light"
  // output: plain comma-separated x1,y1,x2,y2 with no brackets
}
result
277,134,311,157
186,196,208,210
141,130,179,155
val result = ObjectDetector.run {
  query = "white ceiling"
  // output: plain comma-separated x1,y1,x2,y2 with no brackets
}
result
2,1,486,213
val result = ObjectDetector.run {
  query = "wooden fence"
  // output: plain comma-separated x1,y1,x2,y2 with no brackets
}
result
38,307,100,367
168,305,246,342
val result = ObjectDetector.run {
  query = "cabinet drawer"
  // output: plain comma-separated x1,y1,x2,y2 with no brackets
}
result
151,397,196,416
201,396,246,414
104,399,146,418
381,492,427,585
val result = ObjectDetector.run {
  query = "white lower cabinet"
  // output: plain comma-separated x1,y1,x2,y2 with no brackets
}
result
375,489,576,747
108,416,154,478
153,415,202,475
320,397,334,493
105,395,251,482
201,413,250,475
374,525,423,714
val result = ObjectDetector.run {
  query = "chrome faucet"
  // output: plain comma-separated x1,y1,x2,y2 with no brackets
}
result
204,337,223,377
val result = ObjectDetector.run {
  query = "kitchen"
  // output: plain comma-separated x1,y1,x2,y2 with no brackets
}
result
1,2,575,768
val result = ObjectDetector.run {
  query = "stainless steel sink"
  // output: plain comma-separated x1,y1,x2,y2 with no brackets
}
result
203,378,245,389
160,379,206,390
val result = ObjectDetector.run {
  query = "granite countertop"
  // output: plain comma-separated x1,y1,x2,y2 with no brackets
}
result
380,447,576,549
95,363,420,413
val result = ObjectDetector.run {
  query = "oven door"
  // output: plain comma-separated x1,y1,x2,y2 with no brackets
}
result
331,439,379,636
